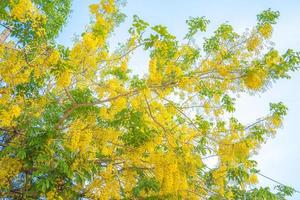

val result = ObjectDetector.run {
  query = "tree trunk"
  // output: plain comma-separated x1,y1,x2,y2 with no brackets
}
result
0,28,11,44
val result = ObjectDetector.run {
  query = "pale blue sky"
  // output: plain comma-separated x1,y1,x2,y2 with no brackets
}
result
57,1,300,199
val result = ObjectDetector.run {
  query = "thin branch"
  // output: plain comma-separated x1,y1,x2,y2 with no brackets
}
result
64,88,76,104
144,96,167,133
55,89,139,129
0,23,13,31
257,172,300,193
99,42,144,63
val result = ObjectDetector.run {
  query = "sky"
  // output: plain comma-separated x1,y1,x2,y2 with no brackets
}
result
57,1,300,199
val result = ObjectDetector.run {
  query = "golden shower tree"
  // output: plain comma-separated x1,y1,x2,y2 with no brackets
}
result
0,0,299,199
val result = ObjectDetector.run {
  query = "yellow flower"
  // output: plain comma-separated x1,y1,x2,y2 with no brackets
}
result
271,114,282,127
57,70,72,88
96,15,107,27
35,28,46,37
258,23,273,38
248,173,259,184
112,97,127,112
46,191,56,200
11,0,33,21
226,190,234,199
148,58,163,85
247,36,261,51
11,105,21,117
82,33,99,51
120,61,128,72
204,101,211,114
46,190,64,200
0,157,22,188
218,65,230,77
234,142,249,161
47,50,60,66
66,120,94,153
243,68,267,90
266,50,281,66
89,4,99,14
0,105,21,127
102,0,116,14
10,0,43,25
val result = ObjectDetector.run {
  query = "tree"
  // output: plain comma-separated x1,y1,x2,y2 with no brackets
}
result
0,0,71,45
0,0,299,199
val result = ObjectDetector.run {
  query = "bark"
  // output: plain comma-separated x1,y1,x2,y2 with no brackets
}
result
0,27,11,44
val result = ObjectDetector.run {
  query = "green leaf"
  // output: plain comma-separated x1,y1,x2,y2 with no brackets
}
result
185,16,210,39
257,9,280,25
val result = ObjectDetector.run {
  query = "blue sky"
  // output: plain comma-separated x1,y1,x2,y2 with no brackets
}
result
57,1,300,199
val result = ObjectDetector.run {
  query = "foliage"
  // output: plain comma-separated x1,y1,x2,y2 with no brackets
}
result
0,0,71,45
0,1,299,199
